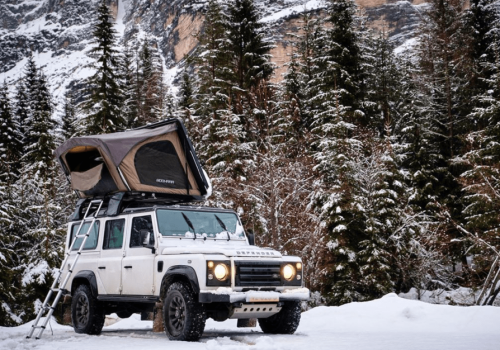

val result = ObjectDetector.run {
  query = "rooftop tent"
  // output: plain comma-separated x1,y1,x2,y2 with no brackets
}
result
55,119,209,200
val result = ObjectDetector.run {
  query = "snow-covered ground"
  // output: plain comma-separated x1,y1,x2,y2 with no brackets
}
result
1,293,499,350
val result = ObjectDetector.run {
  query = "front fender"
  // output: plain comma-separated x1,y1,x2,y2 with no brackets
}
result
160,265,200,298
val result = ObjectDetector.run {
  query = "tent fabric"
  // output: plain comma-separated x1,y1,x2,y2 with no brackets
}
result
71,163,103,191
55,119,207,199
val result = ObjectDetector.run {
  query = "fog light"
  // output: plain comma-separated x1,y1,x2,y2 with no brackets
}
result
297,275,301,280
208,274,214,280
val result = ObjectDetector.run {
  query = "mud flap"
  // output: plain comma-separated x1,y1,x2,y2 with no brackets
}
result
153,302,164,332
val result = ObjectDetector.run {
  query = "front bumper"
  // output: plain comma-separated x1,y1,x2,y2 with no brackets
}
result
198,287,310,304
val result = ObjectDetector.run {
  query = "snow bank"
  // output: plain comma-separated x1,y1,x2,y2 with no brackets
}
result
1,294,499,350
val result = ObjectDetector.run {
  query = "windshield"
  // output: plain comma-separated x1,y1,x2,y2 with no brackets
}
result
156,209,245,240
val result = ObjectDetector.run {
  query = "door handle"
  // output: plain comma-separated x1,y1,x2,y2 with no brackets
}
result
124,266,132,269
98,266,106,270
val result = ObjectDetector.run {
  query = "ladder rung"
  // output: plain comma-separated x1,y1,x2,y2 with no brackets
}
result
31,325,46,329
51,288,68,293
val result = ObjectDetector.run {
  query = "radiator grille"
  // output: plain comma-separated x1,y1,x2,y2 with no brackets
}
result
235,261,282,287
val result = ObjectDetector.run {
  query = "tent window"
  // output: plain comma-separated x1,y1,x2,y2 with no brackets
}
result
66,148,102,172
134,141,190,190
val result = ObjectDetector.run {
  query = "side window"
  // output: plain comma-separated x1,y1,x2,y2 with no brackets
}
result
130,215,154,248
103,219,125,250
71,221,100,250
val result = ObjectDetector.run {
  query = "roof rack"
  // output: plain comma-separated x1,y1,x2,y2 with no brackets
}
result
69,191,204,221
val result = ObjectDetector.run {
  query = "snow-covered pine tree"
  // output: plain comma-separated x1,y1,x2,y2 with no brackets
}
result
279,46,308,157
416,0,474,276
61,90,77,140
122,42,139,128
136,38,165,125
5,58,66,325
0,80,21,181
226,0,274,141
190,0,231,161
364,32,401,137
178,72,194,122
191,0,230,126
0,80,20,326
80,0,125,134
14,78,29,150
294,12,322,131
21,52,40,149
323,0,365,126
460,14,500,280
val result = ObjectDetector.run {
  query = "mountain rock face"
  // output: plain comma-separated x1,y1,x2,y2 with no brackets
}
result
0,0,426,99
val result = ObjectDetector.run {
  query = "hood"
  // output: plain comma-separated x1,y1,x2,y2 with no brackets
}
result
161,245,282,258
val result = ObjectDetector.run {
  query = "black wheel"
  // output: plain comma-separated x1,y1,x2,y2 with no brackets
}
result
163,282,206,341
258,301,301,334
71,284,105,335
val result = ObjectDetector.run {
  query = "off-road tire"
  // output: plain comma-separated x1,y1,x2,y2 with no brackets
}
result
71,284,105,335
258,301,301,334
163,282,206,341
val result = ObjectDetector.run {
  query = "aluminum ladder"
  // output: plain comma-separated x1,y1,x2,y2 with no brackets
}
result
26,199,104,339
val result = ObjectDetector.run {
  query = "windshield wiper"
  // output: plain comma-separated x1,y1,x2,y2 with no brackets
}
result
215,214,231,241
182,213,197,241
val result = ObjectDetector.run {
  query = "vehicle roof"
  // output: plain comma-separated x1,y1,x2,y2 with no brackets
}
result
69,204,238,222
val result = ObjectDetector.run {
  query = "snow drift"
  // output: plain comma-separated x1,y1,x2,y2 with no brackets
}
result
1,294,499,350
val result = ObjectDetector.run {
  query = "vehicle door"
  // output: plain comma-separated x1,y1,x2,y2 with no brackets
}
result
66,221,101,280
121,214,156,295
97,218,126,295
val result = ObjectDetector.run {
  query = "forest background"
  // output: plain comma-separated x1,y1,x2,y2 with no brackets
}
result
1,0,500,326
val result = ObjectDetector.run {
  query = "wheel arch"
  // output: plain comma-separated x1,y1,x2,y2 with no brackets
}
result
71,270,99,298
160,265,200,300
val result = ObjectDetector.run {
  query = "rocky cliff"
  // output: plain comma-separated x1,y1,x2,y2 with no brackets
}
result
0,0,426,100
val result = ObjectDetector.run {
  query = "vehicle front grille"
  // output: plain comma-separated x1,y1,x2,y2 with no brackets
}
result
235,261,282,287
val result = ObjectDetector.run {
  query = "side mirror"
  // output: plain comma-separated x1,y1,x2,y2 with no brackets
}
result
140,229,155,252
247,229,255,246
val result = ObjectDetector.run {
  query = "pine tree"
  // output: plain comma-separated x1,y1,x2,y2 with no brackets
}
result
227,0,273,91
0,81,19,325
80,0,125,134
61,90,77,140
416,0,473,275
226,0,274,140
178,71,196,133
0,80,21,180
14,79,29,148
135,38,165,126
21,52,40,149
460,15,500,278
192,0,230,122
122,42,139,128
365,33,401,137
323,0,365,125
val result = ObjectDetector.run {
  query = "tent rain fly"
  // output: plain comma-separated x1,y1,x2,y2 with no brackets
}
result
55,119,209,201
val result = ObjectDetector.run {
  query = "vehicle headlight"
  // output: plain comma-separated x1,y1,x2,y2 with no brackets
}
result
283,264,296,281
206,260,231,286
214,263,229,281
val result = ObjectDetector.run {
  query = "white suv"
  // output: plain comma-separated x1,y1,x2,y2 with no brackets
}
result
61,202,309,341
